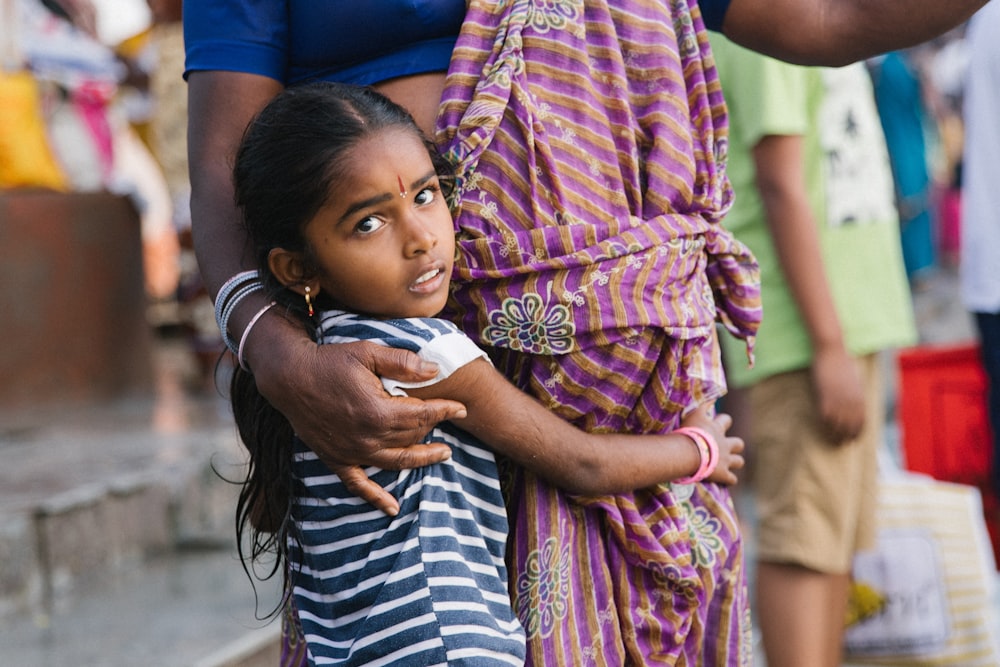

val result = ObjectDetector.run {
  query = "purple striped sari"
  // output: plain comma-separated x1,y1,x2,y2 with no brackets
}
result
434,0,759,664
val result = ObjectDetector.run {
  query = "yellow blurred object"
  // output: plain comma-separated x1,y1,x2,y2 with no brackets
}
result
845,580,886,627
0,71,68,191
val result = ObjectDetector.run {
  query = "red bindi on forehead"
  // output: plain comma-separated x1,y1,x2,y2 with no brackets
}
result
397,175,407,198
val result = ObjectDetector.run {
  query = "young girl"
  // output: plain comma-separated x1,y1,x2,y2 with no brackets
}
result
229,81,744,666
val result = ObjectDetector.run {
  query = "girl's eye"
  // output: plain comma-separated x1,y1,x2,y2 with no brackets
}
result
414,186,438,205
355,216,385,234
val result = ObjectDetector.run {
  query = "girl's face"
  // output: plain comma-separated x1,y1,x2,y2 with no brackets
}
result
300,128,455,319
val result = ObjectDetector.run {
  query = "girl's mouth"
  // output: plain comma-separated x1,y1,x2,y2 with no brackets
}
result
414,268,441,285
410,265,448,293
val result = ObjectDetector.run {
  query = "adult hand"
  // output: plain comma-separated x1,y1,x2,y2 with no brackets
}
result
250,316,466,515
810,345,866,444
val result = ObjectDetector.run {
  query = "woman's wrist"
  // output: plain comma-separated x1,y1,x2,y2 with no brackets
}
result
672,426,719,484
238,301,312,385
214,270,263,354
238,301,278,371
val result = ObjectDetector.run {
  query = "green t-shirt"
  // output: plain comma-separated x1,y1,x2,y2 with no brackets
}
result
710,36,917,388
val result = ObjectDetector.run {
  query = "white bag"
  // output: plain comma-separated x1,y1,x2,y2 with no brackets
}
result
844,472,1000,666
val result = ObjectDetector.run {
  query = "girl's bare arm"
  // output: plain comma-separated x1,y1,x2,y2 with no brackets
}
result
406,358,744,493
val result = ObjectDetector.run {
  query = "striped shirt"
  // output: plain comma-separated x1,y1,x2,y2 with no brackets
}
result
289,311,526,666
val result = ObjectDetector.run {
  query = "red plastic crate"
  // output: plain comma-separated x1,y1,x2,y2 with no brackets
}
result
896,343,998,560
897,344,991,484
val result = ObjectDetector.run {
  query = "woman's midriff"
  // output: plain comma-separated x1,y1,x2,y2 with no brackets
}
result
374,72,448,137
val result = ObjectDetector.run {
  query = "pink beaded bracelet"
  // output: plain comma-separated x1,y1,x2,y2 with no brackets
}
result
672,426,720,484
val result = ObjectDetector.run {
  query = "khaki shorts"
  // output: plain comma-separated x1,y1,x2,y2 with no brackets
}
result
749,353,882,574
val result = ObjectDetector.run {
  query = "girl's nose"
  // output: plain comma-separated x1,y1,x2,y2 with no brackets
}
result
403,215,438,257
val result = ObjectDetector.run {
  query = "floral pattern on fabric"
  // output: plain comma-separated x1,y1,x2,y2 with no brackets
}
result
685,500,726,568
484,292,576,354
514,536,573,638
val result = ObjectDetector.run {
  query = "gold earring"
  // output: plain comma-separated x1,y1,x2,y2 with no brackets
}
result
304,285,314,317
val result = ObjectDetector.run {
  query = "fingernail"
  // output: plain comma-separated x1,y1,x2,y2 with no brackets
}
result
454,408,468,419
419,360,439,374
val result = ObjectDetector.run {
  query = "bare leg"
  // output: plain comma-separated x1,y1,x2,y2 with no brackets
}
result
756,562,850,667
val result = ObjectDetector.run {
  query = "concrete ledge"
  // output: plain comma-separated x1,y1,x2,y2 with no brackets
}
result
0,424,245,620
33,478,177,604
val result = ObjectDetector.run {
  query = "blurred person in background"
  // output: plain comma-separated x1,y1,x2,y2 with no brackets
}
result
711,34,917,667
869,49,939,288
961,2,1000,500
3,0,179,302
110,0,219,385
141,0,222,383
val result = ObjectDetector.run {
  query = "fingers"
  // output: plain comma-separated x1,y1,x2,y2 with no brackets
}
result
723,439,746,471
686,404,734,433
322,443,453,516
719,454,745,485
354,343,468,440
729,451,746,470
332,465,401,516
380,397,468,438
726,454,744,486
710,454,744,485
710,434,745,486
362,344,443,384
250,336,464,515
728,455,744,486
713,411,734,432
288,342,466,459
366,442,453,471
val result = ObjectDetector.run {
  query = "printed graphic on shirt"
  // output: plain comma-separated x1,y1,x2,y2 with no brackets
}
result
819,65,897,228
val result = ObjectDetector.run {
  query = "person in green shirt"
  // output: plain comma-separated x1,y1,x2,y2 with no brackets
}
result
710,35,917,667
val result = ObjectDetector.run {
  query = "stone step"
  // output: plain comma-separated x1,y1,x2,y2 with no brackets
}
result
0,337,286,664
0,410,243,620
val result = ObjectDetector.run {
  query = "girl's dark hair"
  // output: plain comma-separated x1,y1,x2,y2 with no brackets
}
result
228,82,454,602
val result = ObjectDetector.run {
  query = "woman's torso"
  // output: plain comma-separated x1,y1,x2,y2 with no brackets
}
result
286,0,464,84
183,0,464,85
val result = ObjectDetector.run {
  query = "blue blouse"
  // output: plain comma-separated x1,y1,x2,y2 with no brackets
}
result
184,0,732,85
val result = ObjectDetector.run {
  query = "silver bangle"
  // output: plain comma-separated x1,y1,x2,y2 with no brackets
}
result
219,282,263,354
214,270,260,328
238,301,278,372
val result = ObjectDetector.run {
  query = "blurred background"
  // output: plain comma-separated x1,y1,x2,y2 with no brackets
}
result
0,1,282,664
